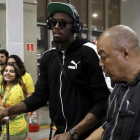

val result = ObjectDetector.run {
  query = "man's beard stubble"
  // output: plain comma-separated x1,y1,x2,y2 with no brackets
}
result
0,61,6,65
53,38,67,44
0,62,4,65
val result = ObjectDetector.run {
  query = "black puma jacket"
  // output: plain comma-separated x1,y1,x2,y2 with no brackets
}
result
23,37,110,139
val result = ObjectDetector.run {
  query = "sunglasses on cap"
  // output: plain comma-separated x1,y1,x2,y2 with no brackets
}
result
49,19,73,29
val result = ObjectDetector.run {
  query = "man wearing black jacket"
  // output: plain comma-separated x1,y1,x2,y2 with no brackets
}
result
0,2,111,140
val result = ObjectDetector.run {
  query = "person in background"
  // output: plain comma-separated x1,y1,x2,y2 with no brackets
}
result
7,55,34,97
0,49,9,72
0,49,9,136
86,25,140,140
7,55,34,125
0,64,28,140
0,2,111,140
0,50,9,98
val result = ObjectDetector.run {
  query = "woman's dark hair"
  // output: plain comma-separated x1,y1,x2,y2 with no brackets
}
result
1,64,27,98
8,55,26,75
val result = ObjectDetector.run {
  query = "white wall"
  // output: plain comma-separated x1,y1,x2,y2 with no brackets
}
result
0,3,6,49
6,0,24,60
23,0,37,83
0,0,38,84
120,0,140,41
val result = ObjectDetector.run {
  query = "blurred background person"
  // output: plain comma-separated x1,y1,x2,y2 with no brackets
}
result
7,55,35,125
0,50,9,98
0,49,9,136
0,49,9,72
7,55,34,97
0,63,28,140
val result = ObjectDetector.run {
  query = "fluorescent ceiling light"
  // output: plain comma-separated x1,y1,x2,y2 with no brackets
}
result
93,13,98,17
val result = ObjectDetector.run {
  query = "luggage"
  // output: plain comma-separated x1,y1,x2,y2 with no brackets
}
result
3,117,10,140
49,120,55,140
6,122,10,140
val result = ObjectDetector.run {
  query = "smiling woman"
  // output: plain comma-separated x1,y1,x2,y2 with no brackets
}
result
0,64,28,140
7,55,34,97
3,65,16,86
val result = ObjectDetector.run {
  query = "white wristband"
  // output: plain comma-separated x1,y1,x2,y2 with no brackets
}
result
3,117,9,120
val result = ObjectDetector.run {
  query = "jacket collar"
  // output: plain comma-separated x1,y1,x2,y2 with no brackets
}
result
56,37,90,53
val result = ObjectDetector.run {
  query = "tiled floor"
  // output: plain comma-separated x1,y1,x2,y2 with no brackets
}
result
27,106,56,140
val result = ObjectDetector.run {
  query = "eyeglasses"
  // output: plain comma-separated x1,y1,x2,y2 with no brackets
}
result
49,19,73,29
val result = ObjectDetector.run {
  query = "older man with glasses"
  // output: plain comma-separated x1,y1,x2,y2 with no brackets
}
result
0,2,112,140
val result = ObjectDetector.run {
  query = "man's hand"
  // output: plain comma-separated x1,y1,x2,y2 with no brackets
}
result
0,102,27,125
0,106,5,111
85,126,104,140
53,132,71,140
0,108,9,125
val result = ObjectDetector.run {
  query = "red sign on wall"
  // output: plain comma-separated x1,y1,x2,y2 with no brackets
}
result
27,43,34,52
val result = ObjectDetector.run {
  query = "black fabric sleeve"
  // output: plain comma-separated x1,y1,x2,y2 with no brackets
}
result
23,52,50,112
83,46,110,120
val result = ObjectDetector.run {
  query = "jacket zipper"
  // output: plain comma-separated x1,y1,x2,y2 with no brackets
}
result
59,52,68,132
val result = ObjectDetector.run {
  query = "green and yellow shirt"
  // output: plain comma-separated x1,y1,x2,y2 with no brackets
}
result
1,84,28,135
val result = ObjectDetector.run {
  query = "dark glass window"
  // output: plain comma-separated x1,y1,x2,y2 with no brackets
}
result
51,0,68,3
91,0,104,31
37,25,48,74
37,0,47,22
71,0,88,28
108,0,119,27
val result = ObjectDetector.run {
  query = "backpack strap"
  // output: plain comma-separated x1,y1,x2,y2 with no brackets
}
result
121,81,140,140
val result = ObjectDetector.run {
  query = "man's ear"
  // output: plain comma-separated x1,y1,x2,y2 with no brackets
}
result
122,47,130,60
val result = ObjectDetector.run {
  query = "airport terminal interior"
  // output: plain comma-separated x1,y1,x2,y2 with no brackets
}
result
0,0,140,139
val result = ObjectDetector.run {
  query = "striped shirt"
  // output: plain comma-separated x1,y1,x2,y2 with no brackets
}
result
101,73,140,140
